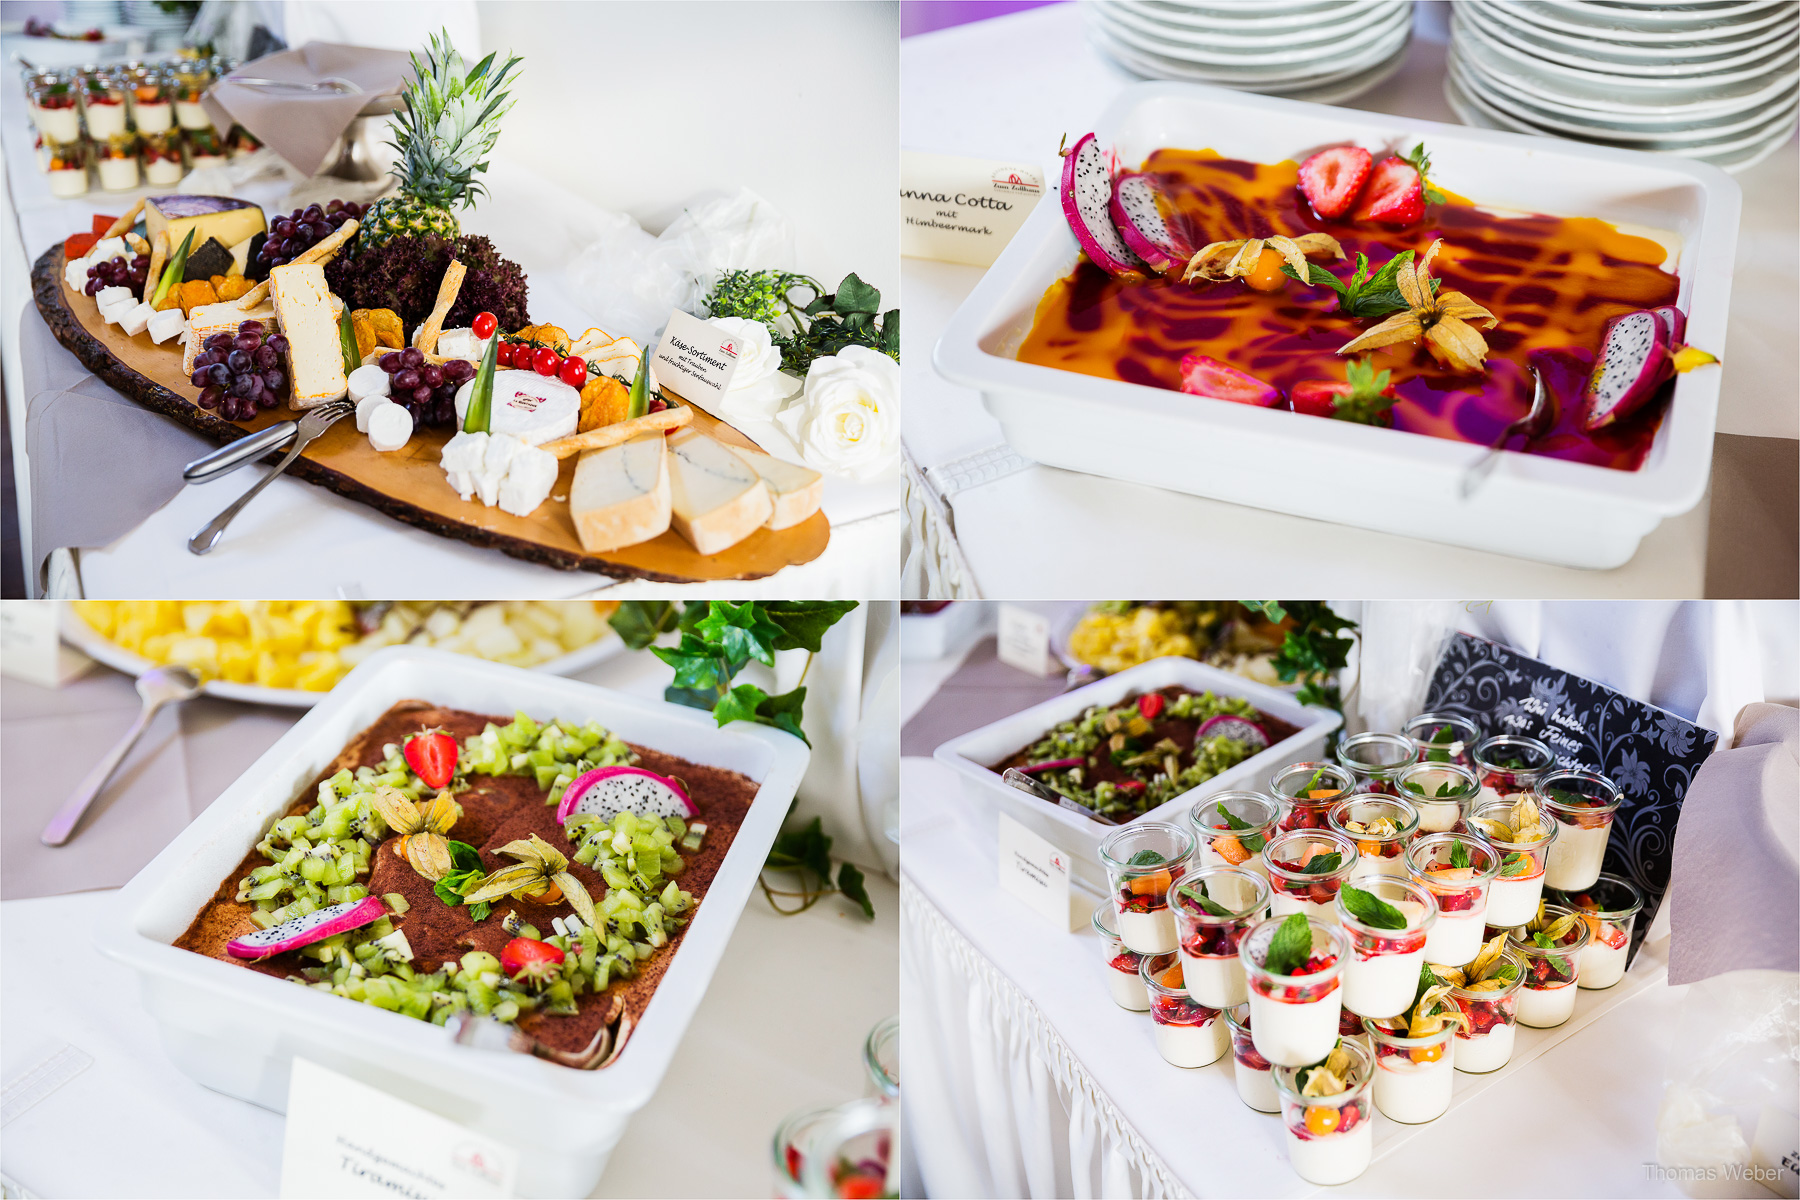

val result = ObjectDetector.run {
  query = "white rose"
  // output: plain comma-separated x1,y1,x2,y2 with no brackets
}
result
708,317,791,420
776,345,900,482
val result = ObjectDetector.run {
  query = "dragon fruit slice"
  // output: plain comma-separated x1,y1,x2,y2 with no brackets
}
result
1650,305,1687,346
556,765,696,825
1060,132,1144,277
1179,354,1282,407
1110,173,1187,274
226,895,387,960
1196,714,1270,751
1582,309,1668,431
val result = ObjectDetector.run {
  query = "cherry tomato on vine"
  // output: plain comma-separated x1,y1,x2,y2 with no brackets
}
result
533,346,562,377
472,311,497,340
496,342,514,368
558,355,588,389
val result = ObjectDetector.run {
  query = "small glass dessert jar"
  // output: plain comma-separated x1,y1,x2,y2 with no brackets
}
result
1263,828,1359,924
1172,867,1269,1009
1335,732,1417,795
227,123,262,157
1394,760,1480,834
862,1016,898,1102
1336,875,1437,1019
1536,769,1624,891
1270,761,1356,832
44,138,89,198
174,58,214,130
1099,822,1192,956
1224,1003,1280,1112
795,1097,895,1200
126,63,173,133
1473,734,1555,805
95,133,140,191
1092,903,1149,1011
29,70,84,144
1405,832,1501,968
1466,796,1557,928
1241,914,1349,1067
1272,1039,1374,1186
184,124,227,171
140,131,185,187
1448,946,1526,1073
1141,953,1228,1068
1405,712,1482,768
79,68,130,141
1366,1015,1457,1124
1509,905,1590,1028
1328,794,1420,880
1549,872,1644,990
1338,1006,1367,1046
1187,790,1278,906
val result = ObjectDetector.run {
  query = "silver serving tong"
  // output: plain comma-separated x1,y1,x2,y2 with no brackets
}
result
187,399,353,554
1002,768,1119,826
1460,366,1556,499
229,76,363,96
183,421,301,484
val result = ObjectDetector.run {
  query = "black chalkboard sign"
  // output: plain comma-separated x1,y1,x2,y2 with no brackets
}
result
1423,632,1719,964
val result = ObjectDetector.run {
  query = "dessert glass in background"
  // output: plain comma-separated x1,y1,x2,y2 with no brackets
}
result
1100,822,1194,956
1140,953,1228,1068
1448,946,1527,1073
1188,790,1279,906
44,137,88,198
1510,905,1590,1028
1263,828,1359,923
1172,866,1270,1009
80,72,129,141
1394,760,1480,834
95,133,140,191
1335,732,1417,796
28,70,83,144
127,64,173,134
1405,833,1501,967
1405,712,1483,769
1336,876,1437,1020
1466,796,1557,928
174,60,213,130
1473,734,1555,806
1327,794,1421,880
141,131,184,186
1550,873,1644,989
1365,1017,1458,1124
1536,769,1625,891
863,1016,898,1102
1272,1039,1375,1186
1270,761,1356,833
1092,903,1150,1011
1224,1003,1281,1113
796,1097,895,1200
1241,915,1349,1067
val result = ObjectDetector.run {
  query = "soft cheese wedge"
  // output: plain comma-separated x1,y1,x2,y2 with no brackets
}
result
665,428,774,555
569,434,672,553
729,447,824,530
142,195,267,255
454,371,580,446
268,263,347,409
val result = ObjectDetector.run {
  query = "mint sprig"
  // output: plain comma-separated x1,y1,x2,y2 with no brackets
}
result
1450,839,1471,869
1296,852,1344,876
1281,249,1440,320
1128,849,1167,868
1340,885,1406,930
1218,807,1267,854
1179,882,1232,918
1263,912,1314,976
1426,724,1455,764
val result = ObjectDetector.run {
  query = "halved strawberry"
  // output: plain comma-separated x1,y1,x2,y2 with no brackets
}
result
1353,157,1425,226
1297,146,1372,220
1290,362,1401,425
403,730,458,789
1178,354,1281,406
1137,692,1165,721
1291,379,1347,419
499,936,565,987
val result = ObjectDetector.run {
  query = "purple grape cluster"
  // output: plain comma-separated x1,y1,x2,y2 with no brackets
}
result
191,320,289,422
84,254,149,296
257,200,364,271
377,347,474,427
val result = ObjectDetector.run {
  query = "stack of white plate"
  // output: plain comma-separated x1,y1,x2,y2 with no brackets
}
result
1448,1,1798,173
122,0,194,48
1084,0,1416,104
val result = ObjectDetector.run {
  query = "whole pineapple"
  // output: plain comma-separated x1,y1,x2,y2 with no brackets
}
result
357,31,521,254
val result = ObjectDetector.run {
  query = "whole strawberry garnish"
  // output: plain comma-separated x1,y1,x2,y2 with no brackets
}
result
1297,145,1373,220
1290,360,1401,426
499,936,565,988
403,730,458,789
1354,156,1425,226
1137,692,1166,721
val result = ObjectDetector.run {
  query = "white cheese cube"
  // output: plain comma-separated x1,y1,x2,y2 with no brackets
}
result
348,364,391,404
91,237,126,262
64,257,89,290
367,402,414,453
570,435,672,553
440,430,489,475
147,307,187,344
498,444,559,517
99,297,136,325
664,429,774,555
483,432,525,480
120,301,156,337
435,328,474,359
97,285,133,309
447,470,476,501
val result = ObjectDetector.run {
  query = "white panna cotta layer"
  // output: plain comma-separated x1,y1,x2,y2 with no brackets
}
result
1517,981,1578,1027
1454,1022,1515,1073
1344,949,1426,1020
84,102,127,139
97,156,138,190
1248,990,1340,1067
1269,893,1337,925
1235,1058,1281,1112
1196,846,1269,906
144,157,183,185
1484,872,1544,928
1107,964,1150,1011
1348,852,1407,881
1117,908,1177,956
34,106,82,142
1578,935,1628,989
1287,1120,1371,1186
1545,821,1612,890
1374,1053,1454,1123
1179,951,1248,1009
1154,1018,1228,1068
1421,906,1486,967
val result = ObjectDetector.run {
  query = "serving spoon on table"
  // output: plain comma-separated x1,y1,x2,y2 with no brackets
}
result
1459,365,1555,500
187,398,353,554
41,665,202,846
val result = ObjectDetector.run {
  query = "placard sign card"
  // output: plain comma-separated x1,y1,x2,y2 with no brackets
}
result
996,605,1055,678
900,151,1045,267
650,310,742,408
280,1057,518,1198
998,812,1077,931
1423,632,1719,962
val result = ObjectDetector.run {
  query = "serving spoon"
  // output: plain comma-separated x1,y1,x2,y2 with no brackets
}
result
41,665,202,846
1460,365,1555,500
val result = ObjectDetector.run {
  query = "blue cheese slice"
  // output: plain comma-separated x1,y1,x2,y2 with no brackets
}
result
267,263,347,408
453,371,579,446
569,435,671,552
728,447,824,530
664,428,774,555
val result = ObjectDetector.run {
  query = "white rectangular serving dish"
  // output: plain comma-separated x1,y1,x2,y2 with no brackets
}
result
933,81,1743,570
932,655,1340,891
92,646,810,1199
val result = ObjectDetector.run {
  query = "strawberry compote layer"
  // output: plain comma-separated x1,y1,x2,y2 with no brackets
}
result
1020,150,1681,470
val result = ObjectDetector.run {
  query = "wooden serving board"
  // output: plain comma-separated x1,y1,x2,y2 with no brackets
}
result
32,246,830,583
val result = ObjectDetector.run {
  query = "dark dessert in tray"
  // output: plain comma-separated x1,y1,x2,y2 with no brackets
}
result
175,700,756,1068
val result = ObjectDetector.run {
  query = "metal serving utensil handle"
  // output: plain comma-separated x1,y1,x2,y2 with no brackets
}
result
40,704,160,845
187,404,347,555
183,422,299,484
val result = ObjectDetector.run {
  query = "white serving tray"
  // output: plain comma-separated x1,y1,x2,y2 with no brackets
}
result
933,80,1742,569
91,646,810,1199
932,655,1341,891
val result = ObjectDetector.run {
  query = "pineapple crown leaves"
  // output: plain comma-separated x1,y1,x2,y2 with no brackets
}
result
387,30,523,211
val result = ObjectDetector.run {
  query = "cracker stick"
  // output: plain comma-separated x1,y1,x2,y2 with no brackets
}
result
145,229,169,299
101,198,146,239
414,258,466,356
235,217,359,310
539,406,693,460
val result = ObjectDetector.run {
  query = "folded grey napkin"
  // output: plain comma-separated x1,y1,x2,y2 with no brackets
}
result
900,637,1070,757
205,42,412,177
1668,702,1799,984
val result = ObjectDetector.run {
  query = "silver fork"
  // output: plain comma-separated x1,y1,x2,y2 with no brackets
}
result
188,399,353,555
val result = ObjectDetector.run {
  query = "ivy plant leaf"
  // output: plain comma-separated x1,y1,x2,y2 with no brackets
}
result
755,685,810,746
1240,601,1288,623
879,308,900,358
664,684,723,712
768,816,835,884
763,601,860,653
653,632,730,692
693,600,783,669
832,274,883,315
609,601,680,650
714,682,769,729
837,861,874,918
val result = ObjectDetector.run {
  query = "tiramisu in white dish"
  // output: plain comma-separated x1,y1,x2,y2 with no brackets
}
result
1092,904,1150,1011
1241,913,1348,1067
1171,867,1269,1010
1328,794,1420,881
1441,938,1526,1073
1336,876,1436,1020
1141,953,1228,1068
1263,829,1359,925
1551,873,1643,990
1510,903,1590,1027
1273,1039,1374,1186
1187,790,1278,908
1100,822,1194,956
1405,832,1500,968
1394,761,1480,835
1537,769,1624,891
1466,794,1557,928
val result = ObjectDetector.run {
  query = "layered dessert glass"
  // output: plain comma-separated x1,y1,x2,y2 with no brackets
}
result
1141,954,1228,1068
174,61,214,130
184,125,226,171
1550,873,1644,990
1270,761,1356,833
1328,794,1420,880
1405,713,1483,769
80,72,129,141
44,138,88,198
29,71,83,144
1447,945,1526,1073
863,1016,898,1102
1092,903,1150,1011
1335,732,1417,796
1172,867,1270,1009
141,131,184,186
1536,769,1624,891
1466,796,1557,928
1510,905,1590,1027
1241,914,1348,1067
1336,876,1437,1019
1366,1016,1458,1124
1405,833,1500,967
1394,761,1480,834
1224,1003,1280,1113
1273,1039,1374,1186
1264,829,1359,924
1187,790,1278,908
127,64,173,133
1473,735,1555,806
96,134,141,191
1099,822,1192,956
